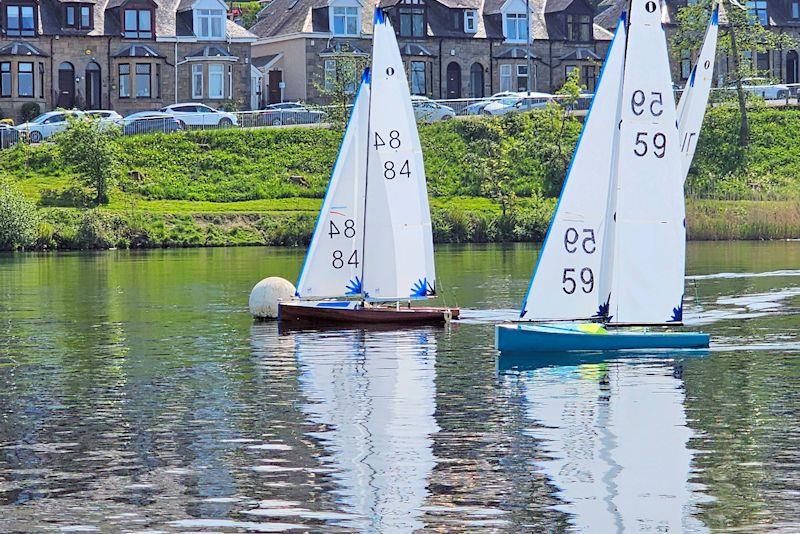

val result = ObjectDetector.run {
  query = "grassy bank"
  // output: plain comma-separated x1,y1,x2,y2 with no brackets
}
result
2,106,800,250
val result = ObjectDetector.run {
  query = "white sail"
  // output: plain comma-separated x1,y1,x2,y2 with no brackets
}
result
677,5,719,184
295,72,370,299
603,0,685,324
519,16,627,320
361,9,436,301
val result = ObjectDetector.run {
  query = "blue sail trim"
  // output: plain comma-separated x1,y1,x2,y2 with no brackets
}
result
411,278,435,298
294,68,370,297
670,303,683,322
517,13,626,319
711,6,719,25
346,276,362,295
374,7,385,24
596,294,612,322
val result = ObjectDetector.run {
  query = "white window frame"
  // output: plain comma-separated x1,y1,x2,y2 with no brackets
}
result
192,64,204,98
208,63,224,99
330,3,361,36
500,63,512,92
504,13,527,42
464,9,477,33
324,59,336,91
410,60,426,95
195,8,225,39
516,64,529,92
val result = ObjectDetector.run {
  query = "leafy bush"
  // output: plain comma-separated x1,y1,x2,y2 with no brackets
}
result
20,102,40,123
0,182,37,250
76,209,112,249
56,117,121,205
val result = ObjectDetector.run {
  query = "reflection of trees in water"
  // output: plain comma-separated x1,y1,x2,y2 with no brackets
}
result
683,349,800,530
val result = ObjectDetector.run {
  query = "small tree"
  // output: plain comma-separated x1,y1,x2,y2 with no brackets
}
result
57,116,121,205
314,53,370,129
0,181,38,250
673,0,795,147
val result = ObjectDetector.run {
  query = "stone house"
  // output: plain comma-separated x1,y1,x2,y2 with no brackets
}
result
249,0,613,105
0,0,257,121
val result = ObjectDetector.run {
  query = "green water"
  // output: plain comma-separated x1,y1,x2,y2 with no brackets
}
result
0,242,798,532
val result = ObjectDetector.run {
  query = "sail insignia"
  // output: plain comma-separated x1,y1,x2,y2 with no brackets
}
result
346,276,363,295
411,278,435,298
671,303,683,323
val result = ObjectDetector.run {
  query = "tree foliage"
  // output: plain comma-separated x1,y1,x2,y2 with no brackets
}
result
313,53,370,129
0,181,37,250
56,116,121,205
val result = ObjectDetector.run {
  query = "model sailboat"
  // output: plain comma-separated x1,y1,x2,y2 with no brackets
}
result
279,9,458,325
496,0,718,352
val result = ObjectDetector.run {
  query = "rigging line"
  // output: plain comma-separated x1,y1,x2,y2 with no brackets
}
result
359,66,373,305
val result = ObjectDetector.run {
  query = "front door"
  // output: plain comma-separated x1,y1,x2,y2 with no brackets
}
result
788,51,799,85
268,70,282,104
446,62,461,99
57,63,75,108
85,62,101,110
470,62,484,98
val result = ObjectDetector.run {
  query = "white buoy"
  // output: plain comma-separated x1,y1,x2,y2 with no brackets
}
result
249,277,297,320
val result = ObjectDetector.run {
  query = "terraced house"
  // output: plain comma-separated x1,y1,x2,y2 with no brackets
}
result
0,0,257,121
250,0,613,104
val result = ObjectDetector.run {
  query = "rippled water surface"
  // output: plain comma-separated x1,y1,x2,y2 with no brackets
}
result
1,242,799,532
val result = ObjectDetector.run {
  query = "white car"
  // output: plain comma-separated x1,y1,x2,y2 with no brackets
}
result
735,78,790,100
411,96,455,123
483,92,553,116
16,110,84,142
463,92,519,115
160,103,238,128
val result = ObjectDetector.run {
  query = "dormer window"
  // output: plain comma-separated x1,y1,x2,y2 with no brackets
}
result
399,4,424,37
793,0,800,19
65,4,93,29
464,9,477,33
746,0,768,25
5,4,36,37
504,12,527,42
124,8,153,38
197,8,225,39
331,5,359,36
566,14,590,42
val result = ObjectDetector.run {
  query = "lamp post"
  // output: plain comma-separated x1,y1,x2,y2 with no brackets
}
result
526,0,532,94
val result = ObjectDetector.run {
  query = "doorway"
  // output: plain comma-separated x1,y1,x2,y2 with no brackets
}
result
85,62,101,109
57,62,75,108
446,62,461,99
787,50,799,85
268,70,282,104
470,62,484,98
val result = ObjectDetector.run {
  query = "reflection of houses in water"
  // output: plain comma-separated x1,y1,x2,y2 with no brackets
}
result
296,328,439,532
506,356,706,533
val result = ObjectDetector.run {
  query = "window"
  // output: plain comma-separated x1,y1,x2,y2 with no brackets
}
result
793,0,800,19
65,5,75,26
410,61,426,95
332,6,359,36
0,62,10,97
66,4,92,29
124,9,152,38
38,62,43,98
746,0,768,25
756,51,770,72
209,64,224,99
504,12,527,42
680,49,692,80
399,7,424,37
516,64,528,92
566,14,591,42
324,59,336,91
119,64,131,97
500,64,512,92
80,5,91,28
6,5,36,36
464,9,477,33
323,59,358,93
197,9,224,39
17,62,33,97
135,63,151,97
192,64,203,98
582,65,596,91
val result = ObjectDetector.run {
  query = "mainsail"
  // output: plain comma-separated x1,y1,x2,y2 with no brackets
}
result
519,16,627,320
676,5,719,183
295,71,371,299
603,0,685,324
361,8,436,301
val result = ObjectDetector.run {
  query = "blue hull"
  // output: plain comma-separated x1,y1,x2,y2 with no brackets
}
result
495,323,710,353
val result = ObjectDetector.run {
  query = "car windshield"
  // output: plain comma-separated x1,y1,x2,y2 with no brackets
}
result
31,114,55,124
500,97,520,105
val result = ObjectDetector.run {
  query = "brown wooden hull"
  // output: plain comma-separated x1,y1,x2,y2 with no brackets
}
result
279,302,460,327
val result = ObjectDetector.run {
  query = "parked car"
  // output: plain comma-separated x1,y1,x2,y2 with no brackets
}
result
463,92,519,115
483,92,553,116
0,123,19,148
733,78,790,100
87,110,123,124
260,102,326,126
122,111,183,135
411,96,455,123
160,103,238,128
16,110,84,142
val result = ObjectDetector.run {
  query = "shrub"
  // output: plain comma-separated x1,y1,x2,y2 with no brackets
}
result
56,116,121,205
0,182,38,250
20,102,40,123
76,209,112,249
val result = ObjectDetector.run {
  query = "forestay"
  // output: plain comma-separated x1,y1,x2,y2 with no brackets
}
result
603,0,685,324
361,9,436,301
295,71,370,299
519,16,627,320
676,6,719,183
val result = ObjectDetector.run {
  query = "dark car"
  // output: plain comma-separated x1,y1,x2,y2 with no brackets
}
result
259,102,326,126
122,112,183,135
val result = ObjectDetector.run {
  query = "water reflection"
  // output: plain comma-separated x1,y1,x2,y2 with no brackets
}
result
294,328,438,532
499,353,709,533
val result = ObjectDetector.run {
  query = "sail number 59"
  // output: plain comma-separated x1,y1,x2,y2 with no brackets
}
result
563,268,594,294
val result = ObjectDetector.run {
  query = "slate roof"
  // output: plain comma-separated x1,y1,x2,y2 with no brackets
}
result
557,46,599,60
112,43,164,56
0,41,49,56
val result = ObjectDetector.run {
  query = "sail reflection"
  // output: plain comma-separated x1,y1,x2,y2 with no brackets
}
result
500,353,708,533
294,328,439,532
